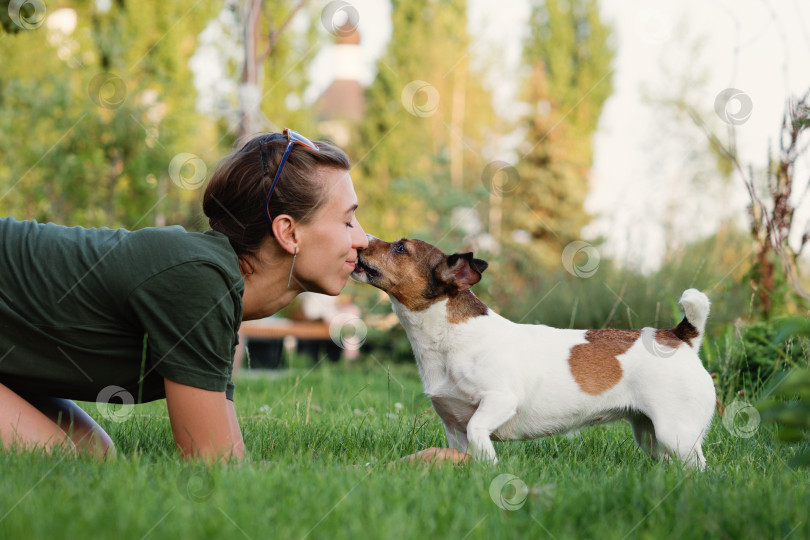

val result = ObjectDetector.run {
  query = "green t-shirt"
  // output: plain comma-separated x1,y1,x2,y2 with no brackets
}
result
0,218,244,402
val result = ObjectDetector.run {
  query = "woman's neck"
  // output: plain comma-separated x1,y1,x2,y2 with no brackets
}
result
240,245,301,321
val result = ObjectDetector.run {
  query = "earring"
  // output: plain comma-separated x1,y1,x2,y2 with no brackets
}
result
287,246,298,288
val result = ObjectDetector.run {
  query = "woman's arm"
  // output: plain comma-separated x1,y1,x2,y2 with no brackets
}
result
164,378,245,463
226,398,245,456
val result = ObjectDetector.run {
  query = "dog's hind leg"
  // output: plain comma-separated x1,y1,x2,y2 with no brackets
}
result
466,392,518,464
444,424,468,453
628,412,659,460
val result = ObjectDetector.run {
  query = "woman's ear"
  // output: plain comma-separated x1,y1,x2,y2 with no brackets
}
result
271,214,299,255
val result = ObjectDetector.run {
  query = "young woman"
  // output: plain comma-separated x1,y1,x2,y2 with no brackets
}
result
0,130,368,462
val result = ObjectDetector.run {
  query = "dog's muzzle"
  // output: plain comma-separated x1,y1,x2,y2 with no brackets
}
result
350,256,380,283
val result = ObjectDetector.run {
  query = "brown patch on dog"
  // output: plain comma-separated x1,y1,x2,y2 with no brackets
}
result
447,291,489,323
388,247,447,312
654,329,682,348
673,317,699,343
655,318,699,348
568,329,640,395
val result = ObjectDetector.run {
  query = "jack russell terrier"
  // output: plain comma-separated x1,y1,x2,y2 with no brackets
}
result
351,236,716,469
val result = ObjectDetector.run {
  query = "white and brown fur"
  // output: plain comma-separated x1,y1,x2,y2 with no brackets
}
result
351,237,716,468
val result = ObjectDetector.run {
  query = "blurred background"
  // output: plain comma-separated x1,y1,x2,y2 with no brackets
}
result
2,0,810,396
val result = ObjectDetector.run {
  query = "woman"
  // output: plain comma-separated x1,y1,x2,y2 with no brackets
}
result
0,129,367,461
0,129,466,465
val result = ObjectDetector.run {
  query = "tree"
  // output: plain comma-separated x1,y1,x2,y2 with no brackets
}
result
353,0,495,240
234,0,317,141
0,0,221,229
506,0,614,267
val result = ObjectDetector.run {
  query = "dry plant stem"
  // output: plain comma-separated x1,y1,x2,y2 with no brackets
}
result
687,91,810,308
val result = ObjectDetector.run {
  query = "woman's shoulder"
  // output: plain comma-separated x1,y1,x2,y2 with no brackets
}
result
1,217,241,289
124,226,240,279
129,225,228,253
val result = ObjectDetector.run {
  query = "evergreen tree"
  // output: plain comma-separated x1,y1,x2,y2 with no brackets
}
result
353,0,495,240
508,0,614,267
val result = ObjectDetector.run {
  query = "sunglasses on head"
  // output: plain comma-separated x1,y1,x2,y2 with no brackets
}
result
259,128,319,233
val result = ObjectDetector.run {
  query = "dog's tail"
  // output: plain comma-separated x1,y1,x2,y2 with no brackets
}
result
675,288,711,352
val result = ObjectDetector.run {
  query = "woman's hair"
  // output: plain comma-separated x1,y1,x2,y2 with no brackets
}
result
203,133,351,272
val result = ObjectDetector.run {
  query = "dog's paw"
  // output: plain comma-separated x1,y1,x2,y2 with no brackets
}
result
469,445,499,464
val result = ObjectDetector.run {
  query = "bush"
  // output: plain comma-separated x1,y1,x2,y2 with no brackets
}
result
706,319,810,402
758,317,810,467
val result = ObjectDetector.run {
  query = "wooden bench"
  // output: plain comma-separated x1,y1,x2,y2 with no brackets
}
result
238,318,331,340
235,318,332,370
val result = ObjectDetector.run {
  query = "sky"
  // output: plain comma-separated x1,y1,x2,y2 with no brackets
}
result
586,0,810,270
197,0,810,272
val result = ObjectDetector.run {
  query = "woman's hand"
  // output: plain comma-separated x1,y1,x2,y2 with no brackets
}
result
400,447,470,465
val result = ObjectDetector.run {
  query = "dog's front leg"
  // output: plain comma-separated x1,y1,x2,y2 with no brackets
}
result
466,392,518,464
444,424,468,453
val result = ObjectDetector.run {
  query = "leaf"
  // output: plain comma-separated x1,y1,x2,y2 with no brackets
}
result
769,404,810,429
788,451,810,468
772,369,810,399
773,316,810,343
776,427,805,444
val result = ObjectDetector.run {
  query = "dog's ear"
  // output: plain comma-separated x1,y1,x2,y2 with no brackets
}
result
436,252,488,292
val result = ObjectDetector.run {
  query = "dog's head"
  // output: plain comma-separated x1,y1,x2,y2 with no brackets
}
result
351,236,488,312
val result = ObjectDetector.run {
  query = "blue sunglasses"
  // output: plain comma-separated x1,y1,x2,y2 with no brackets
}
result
259,128,319,233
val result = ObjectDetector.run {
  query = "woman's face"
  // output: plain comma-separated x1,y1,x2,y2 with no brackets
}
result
295,168,368,295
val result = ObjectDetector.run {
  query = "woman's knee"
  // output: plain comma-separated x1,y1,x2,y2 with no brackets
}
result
0,382,75,452
20,395,116,457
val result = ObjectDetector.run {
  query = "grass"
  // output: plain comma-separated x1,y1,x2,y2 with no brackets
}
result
2,358,809,540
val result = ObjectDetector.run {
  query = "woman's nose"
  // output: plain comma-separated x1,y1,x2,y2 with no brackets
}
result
353,222,369,250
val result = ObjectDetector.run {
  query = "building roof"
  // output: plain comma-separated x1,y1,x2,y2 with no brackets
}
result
315,79,364,121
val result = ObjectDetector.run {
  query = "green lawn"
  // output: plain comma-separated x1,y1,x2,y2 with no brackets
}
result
1,359,808,540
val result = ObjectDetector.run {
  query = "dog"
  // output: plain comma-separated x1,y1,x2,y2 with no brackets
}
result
351,236,716,468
